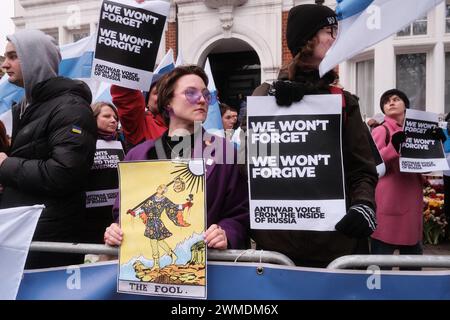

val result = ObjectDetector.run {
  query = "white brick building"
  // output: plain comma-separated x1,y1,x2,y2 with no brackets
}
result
11,0,450,115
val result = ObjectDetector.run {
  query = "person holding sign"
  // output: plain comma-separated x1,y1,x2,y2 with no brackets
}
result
111,73,167,149
83,102,125,244
251,4,378,267
370,89,424,258
104,65,249,250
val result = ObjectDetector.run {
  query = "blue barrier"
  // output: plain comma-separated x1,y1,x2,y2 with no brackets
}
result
17,261,450,300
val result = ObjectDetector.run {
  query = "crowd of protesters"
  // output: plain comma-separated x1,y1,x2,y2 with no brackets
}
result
1,3,446,270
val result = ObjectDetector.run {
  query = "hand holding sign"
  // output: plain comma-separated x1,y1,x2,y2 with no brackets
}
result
425,127,447,143
272,80,307,107
335,203,377,238
391,131,406,153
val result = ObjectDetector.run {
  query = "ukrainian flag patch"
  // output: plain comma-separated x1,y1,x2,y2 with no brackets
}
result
71,125,82,134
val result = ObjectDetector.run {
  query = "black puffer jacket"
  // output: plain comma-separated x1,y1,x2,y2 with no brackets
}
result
251,70,378,267
0,77,97,246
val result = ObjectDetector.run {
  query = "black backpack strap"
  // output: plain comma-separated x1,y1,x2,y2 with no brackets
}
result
329,86,347,124
381,124,390,145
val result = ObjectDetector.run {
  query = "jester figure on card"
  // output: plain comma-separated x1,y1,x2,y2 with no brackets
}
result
127,181,193,270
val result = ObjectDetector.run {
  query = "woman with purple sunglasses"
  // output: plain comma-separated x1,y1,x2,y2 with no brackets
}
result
104,65,250,251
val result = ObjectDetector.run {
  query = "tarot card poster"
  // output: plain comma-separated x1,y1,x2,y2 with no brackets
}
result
117,159,206,299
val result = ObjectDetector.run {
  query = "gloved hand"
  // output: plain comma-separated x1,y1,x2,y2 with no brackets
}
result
391,131,406,153
425,127,447,142
335,203,377,238
273,80,306,106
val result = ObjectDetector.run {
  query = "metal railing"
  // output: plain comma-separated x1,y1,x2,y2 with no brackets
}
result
327,254,450,269
33,242,450,269
30,241,295,266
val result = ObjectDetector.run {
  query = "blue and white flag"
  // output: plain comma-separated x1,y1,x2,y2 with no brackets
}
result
0,33,115,136
175,48,184,67
59,34,96,79
0,75,24,115
59,34,113,104
319,0,444,76
153,48,175,75
0,205,44,300
0,75,24,134
202,58,223,136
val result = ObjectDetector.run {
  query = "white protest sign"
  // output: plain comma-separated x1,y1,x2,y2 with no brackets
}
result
247,95,346,231
400,109,449,173
92,0,170,90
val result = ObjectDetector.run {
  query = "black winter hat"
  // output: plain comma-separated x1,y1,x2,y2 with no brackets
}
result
286,4,338,57
379,89,410,114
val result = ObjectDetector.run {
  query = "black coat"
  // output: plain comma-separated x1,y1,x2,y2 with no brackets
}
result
0,77,97,250
251,70,378,267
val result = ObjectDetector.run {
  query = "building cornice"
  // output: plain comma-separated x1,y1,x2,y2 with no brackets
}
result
18,0,91,9
204,0,247,9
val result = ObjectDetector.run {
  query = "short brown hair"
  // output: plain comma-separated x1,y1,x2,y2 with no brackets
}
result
287,37,318,80
91,101,119,120
219,103,238,116
157,65,209,126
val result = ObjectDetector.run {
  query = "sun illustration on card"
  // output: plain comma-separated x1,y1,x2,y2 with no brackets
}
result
170,160,205,194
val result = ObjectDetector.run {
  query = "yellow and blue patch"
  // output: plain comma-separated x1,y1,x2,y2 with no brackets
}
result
71,125,82,134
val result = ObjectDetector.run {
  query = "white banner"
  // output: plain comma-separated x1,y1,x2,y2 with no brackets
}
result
319,0,444,76
0,205,44,300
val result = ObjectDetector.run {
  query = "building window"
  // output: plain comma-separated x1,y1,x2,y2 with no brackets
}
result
355,59,374,118
70,25,90,43
41,28,59,45
397,16,428,36
447,0,450,33
396,53,426,110
445,52,450,113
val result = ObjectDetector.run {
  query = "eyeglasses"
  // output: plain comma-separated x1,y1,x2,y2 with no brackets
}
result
323,25,338,39
183,87,216,105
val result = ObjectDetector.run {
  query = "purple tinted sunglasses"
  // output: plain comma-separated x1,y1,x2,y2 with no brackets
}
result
183,87,217,105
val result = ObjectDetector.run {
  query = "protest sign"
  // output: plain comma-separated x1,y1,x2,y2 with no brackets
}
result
400,109,449,173
248,95,346,231
366,127,385,177
86,140,124,208
92,0,169,90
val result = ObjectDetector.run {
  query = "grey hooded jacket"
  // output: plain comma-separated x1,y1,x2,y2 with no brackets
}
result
0,30,97,268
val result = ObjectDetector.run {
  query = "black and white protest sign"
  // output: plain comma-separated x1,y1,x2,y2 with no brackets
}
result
366,126,385,177
247,95,346,231
400,109,449,173
92,0,169,90
86,140,125,208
